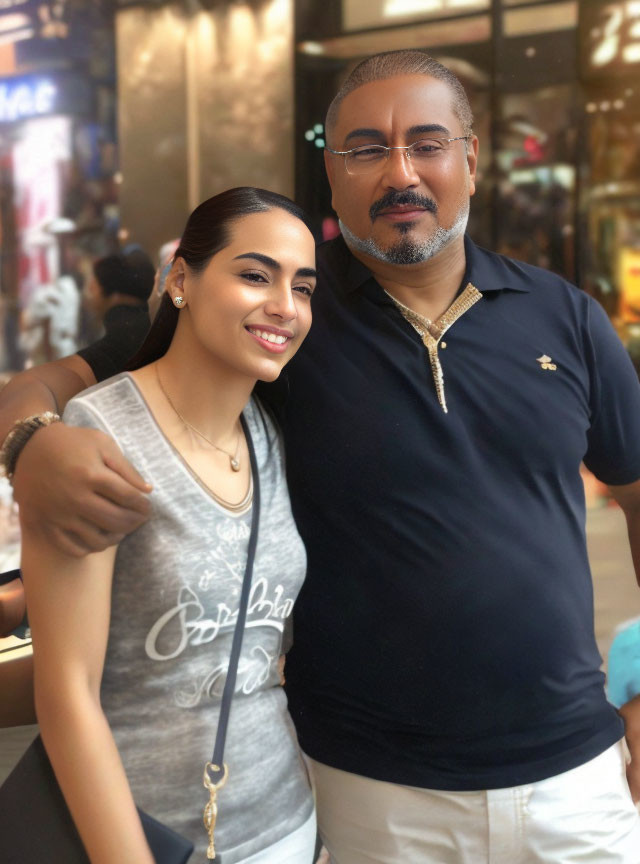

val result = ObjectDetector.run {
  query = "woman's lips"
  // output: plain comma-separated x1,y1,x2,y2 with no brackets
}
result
246,326,292,354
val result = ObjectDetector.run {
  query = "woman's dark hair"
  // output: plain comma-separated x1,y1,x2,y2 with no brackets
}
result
127,187,310,370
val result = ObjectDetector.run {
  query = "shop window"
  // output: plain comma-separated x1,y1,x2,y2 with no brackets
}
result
494,85,577,279
342,0,489,33
503,1,578,36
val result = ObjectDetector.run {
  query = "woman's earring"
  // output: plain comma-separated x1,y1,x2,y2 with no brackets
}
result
173,296,185,308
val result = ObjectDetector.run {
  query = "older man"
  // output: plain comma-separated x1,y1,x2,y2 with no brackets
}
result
3,51,640,863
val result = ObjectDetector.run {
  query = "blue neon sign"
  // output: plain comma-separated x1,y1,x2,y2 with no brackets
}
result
0,78,57,122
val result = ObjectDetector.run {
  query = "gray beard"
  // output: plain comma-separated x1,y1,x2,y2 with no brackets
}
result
339,200,469,266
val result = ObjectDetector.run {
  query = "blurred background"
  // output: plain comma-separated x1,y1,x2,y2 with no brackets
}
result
0,0,638,376
1,0,640,772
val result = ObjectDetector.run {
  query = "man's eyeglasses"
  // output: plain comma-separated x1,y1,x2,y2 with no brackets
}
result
325,137,470,176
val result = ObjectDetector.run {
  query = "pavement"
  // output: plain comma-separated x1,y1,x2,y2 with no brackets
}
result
1,492,640,784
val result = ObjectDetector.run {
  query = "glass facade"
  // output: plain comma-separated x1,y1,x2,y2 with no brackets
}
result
295,0,640,336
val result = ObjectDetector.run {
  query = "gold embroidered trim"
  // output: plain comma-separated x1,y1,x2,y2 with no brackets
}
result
385,283,482,413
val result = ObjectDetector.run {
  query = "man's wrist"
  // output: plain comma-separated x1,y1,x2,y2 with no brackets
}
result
0,412,61,482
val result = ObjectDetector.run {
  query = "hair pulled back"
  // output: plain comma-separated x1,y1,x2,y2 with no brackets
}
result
127,187,309,370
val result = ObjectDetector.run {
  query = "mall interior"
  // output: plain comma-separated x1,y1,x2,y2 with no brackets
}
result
1,0,640,782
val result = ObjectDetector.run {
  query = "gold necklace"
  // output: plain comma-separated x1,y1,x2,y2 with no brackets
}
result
155,364,242,472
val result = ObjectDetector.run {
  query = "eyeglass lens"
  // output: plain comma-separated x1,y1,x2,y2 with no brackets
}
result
346,138,459,174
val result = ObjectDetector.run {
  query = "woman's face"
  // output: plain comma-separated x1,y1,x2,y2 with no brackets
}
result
175,208,316,382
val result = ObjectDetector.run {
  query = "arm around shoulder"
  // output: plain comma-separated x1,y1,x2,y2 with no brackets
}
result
0,353,95,441
1,356,152,557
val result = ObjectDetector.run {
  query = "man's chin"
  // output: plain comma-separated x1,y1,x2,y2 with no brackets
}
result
340,221,449,266
340,205,468,266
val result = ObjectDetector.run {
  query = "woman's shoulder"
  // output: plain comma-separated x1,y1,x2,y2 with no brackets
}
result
63,373,145,433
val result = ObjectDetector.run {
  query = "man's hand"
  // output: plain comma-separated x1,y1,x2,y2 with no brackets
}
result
13,422,152,557
619,693,640,801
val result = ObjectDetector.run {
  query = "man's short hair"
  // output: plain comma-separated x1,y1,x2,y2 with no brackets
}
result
93,249,155,302
325,50,474,143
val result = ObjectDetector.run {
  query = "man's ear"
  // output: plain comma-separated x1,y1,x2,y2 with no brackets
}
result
467,135,479,197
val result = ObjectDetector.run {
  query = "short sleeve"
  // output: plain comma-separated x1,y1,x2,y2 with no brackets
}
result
583,298,640,485
63,395,122,452
77,307,150,383
78,334,139,382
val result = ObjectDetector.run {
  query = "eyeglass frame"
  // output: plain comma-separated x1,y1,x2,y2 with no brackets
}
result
325,136,471,174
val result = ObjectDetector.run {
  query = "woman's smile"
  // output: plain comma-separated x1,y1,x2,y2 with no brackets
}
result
246,324,293,353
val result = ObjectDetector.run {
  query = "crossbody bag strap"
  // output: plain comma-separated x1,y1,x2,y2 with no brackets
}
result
207,411,260,779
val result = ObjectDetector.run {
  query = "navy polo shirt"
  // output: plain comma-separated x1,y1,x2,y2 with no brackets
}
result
272,234,640,790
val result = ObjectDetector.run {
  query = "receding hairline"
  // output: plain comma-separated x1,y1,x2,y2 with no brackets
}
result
325,51,473,144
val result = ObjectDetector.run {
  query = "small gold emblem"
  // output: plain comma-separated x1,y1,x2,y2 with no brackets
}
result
536,354,557,371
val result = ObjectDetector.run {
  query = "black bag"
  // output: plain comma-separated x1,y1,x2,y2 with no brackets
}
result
0,736,193,863
0,415,260,863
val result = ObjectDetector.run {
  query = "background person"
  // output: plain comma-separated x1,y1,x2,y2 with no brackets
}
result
16,187,318,863
19,273,80,367
149,238,181,321
83,247,156,380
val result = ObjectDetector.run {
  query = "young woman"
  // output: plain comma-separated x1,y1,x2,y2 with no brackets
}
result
20,188,318,863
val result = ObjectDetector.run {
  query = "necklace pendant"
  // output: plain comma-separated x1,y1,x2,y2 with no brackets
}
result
230,457,240,472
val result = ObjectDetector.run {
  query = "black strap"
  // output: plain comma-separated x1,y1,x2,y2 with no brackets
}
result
206,413,260,782
0,568,21,586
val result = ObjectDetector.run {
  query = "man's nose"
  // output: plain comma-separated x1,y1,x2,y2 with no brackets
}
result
380,147,420,189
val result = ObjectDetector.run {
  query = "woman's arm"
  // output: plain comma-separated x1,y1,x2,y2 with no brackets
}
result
21,524,155,864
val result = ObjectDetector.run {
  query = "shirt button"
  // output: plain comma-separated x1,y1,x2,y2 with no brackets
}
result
441,341,447,349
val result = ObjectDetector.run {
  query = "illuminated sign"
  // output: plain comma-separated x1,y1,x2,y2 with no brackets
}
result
620,246,640,322
581,1,640,77
0,78,57,121
343,0,488,31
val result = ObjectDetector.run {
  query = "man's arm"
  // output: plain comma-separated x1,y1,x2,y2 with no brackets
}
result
0,355,151,557
608,477,640,801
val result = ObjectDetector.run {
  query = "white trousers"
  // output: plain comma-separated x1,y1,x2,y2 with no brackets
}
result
237,809,317,864
307,741,640,863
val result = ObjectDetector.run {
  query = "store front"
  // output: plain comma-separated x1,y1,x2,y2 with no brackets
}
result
294,0,639,329
0,1,117,372
579,1,640,363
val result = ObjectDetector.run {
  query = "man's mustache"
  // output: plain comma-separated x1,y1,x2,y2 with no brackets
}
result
369,191,437,221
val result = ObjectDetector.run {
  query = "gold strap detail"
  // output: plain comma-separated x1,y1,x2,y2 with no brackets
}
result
385,283,482,413
203,762,229,860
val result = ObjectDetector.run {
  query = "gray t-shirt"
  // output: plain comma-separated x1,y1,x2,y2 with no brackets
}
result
63,373,313,862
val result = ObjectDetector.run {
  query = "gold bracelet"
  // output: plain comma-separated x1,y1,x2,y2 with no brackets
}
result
0,412,61,483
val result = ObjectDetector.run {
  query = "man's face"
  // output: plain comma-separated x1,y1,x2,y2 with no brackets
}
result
324,74,478,265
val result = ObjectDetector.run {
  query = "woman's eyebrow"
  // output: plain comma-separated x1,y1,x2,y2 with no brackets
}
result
233,253,316,279
233,252,279,268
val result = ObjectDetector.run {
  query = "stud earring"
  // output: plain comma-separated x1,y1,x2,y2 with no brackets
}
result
174,296,185,307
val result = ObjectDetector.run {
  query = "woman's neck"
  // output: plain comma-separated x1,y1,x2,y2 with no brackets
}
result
134,332,255,449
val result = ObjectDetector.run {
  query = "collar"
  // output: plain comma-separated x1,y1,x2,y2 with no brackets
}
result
335,233,531,298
